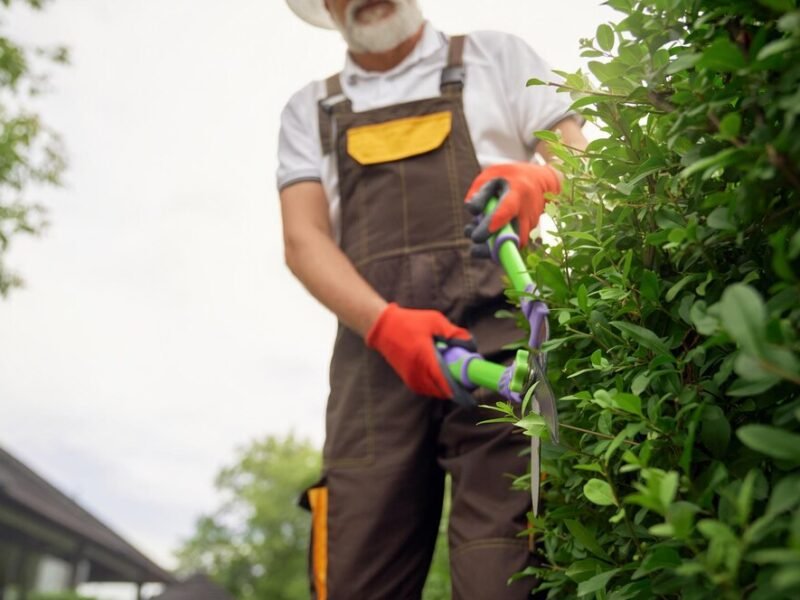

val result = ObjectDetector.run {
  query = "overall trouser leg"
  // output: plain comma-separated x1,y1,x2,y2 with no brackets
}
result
322,326,447,599
439,398,537,599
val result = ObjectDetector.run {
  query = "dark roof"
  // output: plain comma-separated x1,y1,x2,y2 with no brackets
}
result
152,574,234,600
0,445,173,583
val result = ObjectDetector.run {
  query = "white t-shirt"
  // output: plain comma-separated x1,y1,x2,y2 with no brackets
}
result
276,21,573,240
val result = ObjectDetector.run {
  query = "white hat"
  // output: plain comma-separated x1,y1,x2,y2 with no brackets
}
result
286,0,336,30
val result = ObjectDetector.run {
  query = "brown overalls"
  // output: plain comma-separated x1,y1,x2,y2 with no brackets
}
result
302,36,536,600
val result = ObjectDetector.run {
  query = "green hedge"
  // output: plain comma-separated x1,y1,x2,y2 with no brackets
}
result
499,0,800,597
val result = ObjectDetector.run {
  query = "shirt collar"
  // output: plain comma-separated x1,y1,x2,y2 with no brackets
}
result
342,21,446,81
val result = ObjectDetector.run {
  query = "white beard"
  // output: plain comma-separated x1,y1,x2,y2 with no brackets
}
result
334,0,424,54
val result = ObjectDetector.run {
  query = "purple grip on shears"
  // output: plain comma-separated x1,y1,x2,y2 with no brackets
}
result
439,345,480,390
498,365,522,404
521,284,549,350
490,232,520,263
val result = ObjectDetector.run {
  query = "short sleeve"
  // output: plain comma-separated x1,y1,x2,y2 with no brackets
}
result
496,33,578,150
276,83,324,192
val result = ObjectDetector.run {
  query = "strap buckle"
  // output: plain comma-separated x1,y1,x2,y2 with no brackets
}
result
440,65,465,90
319,93,347,114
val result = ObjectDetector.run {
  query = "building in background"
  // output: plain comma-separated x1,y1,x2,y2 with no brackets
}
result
150,574,232,600
0,446,173,599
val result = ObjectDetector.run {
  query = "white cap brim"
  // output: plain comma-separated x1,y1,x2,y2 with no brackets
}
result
286,0,336,30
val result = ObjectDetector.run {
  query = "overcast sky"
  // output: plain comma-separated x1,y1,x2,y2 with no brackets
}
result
2,1,615,597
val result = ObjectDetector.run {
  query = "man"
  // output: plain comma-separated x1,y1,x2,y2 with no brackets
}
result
278,1,587,597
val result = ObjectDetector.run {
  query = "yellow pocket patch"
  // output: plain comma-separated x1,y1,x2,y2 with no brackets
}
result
308,486,328,600
347,111,452,165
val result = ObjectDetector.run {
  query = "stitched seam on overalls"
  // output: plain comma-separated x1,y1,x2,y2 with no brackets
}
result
324,328,376,470
400,160,410,252
364,344,376,463
398,160,415,307
429,249,443,312
354,239,469,268
358,162,369,266
444,117,476,306
450,537,529,557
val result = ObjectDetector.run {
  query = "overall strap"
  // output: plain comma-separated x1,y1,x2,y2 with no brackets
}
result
318,73,352,155
440,34,467,97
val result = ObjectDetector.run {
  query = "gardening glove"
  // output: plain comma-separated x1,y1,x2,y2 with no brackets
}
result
464,163,561,253
366,303,472,399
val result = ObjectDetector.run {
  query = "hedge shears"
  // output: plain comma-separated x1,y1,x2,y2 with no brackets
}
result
435,198,559,519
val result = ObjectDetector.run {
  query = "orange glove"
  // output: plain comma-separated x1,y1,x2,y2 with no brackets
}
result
366,303,471,399
465,163,561,249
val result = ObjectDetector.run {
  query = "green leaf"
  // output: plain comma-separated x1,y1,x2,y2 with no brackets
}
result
640,270,660,302
690,300,719,336
565,519,609,559
757,37,798,61
534,129,560,144
707,206,735,230
659,471,679,509
736,469,758,525
584,478,618,506
633,547,681,578
575,463,605,473
766,474,800,515
696,37,747,71
737,425,800,462
517,412,548,438
566,558,604,583
746,548,800,565
612,392,643,416
789,229,800,259
718,113,742,138
536,261,569,299
631,371,652,396
720,284,767,355
679,147,741,179
667,501,700,539
649,523,675,537
588,60,626,83
666,274,700,302
610,321,670,354
666,52,701,74
697,519,737,543
700,405,731,458
597,24,615,52
577,569,620,596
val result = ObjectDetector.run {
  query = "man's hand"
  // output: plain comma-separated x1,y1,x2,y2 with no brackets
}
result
366,303,471,399
464,163,561,251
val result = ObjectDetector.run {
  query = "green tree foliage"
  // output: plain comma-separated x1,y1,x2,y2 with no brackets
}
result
177,435,321,600
29,593,95,600
422,476,452,600
0,0,66,296
497,0,800,597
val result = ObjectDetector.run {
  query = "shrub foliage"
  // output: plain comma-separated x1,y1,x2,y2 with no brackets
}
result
510,0,800,597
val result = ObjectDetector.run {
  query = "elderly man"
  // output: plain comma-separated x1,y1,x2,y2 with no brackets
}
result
278,1,587,598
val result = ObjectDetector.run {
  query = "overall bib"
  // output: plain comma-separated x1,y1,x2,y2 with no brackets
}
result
303,36,537,600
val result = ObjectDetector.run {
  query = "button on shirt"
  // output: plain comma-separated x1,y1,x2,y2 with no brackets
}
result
277,21,574,241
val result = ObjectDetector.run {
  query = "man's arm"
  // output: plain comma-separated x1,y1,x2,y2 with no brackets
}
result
280,181,387,337
280,181,472,399
538,116,588,167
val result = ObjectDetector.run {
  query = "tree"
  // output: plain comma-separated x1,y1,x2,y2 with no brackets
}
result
0,0,66,296
490,0,800,597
